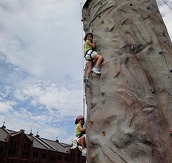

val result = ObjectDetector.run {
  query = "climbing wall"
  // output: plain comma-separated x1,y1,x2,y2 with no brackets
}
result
82,0,172,162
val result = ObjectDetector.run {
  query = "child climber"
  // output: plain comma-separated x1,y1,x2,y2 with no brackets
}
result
84,33,104,85
75,115,87,155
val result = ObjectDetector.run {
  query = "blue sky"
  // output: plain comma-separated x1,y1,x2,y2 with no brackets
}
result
0,0,171,144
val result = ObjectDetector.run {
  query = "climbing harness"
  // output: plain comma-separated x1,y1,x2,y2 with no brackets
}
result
84,49,94,61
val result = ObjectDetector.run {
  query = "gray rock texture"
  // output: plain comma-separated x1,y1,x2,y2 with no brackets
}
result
82,0,172,162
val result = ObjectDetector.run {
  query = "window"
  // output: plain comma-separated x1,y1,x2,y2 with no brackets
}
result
22,142,30,158
9,140,17,155
0,146,3,153
65,156,69,161
42,153,47,159
50,155,55,161
33,151,38,157
57,155,62,160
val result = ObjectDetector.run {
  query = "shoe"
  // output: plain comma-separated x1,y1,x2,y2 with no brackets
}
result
84,78,88,83
78,146,82,151
84,78,90,86
92,67,101,75
82,148,87,155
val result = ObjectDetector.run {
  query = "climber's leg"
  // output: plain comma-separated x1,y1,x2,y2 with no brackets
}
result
94,54,103,68
86,61,93,78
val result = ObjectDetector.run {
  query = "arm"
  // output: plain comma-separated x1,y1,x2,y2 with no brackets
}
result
87,40,96,49
78,125,86,133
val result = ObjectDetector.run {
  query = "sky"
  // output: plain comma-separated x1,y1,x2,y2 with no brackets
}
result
0,0,171,144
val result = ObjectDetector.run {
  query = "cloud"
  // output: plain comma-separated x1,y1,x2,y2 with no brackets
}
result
0,1,84,143
0,0,83,83
0,0,171,144
0,78,82,143
0,101,13,113
13,82,83,116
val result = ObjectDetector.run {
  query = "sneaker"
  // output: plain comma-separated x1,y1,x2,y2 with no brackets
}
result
78,146,82,151
92,67,101,75
84,78,90,86
82,148,87,155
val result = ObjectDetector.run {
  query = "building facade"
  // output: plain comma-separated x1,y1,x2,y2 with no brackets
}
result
0,125,86,163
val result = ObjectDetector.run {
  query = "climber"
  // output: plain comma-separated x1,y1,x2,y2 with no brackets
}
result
84,32,104,85
75,115,87,155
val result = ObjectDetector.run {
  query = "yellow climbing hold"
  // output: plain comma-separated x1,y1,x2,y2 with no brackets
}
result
102,131,106,136
90,120,93,125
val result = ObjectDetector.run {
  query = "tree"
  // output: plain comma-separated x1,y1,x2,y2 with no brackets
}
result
82,0,172,162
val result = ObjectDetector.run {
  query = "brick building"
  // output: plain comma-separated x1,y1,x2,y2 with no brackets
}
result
0,125,86,163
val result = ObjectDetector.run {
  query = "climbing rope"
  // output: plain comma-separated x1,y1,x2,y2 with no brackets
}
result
79,0,87,118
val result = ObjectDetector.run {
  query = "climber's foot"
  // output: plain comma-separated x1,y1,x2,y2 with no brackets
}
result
92,67,101,75
84,78,90,86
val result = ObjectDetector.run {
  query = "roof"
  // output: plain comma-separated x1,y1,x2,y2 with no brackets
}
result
0,125,71,153
27,135,51,150
41,138,70,153
26,135,71,152
0,127,8,142
0,126,19,142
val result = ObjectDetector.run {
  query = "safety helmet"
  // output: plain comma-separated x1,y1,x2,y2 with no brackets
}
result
76,115,84,121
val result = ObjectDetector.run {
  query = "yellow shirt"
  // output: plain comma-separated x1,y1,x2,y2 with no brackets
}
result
84,40,92,53
76,123,82,137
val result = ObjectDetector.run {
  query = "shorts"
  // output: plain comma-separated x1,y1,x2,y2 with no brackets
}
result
76,134,86,143
85,50,97,61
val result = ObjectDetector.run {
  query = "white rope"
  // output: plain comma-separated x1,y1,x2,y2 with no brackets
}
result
79,0,86,118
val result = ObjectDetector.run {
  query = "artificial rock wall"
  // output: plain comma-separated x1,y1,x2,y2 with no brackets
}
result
82,0,172,163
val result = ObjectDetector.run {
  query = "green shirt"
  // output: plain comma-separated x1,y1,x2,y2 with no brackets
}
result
76,123,82,137
84,40,92,53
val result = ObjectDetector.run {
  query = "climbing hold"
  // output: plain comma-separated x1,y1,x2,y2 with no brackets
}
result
130,4,133,6
146,6,150,9
162,32,166,37
101,20,104,24
169,68,172,73
102,131,106,136
101,92,105,96
131,46,135,50
91,102,96,107
90,120,93,125
159,51,163,55
151,87,155,94
90,155,94,161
